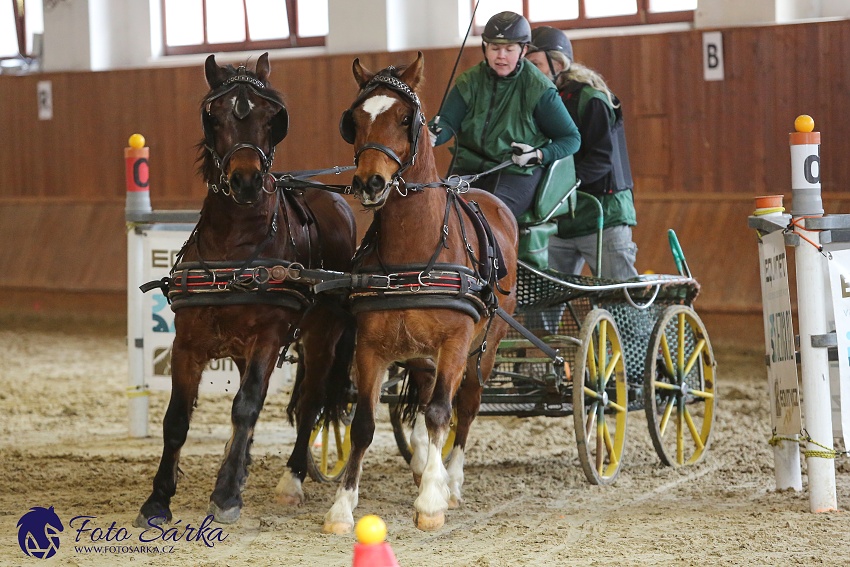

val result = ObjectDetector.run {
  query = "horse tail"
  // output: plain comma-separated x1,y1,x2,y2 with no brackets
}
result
321,313,356,424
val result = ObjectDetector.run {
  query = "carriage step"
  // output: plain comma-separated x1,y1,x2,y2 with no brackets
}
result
479,402,573,417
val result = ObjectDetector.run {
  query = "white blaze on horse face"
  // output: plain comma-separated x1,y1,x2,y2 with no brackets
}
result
361,94,397,123
228,95,255,111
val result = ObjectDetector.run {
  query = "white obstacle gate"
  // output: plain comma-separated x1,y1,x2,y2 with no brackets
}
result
750,115,850,513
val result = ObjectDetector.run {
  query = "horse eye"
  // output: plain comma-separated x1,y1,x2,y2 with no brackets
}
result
401,115,412,126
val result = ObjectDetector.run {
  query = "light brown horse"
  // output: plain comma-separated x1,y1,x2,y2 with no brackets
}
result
135,53,357,527
327,53,518,532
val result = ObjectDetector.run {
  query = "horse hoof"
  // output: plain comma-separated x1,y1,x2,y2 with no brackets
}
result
274,492,305,507
322,521,353,535
133,513,168,529
412,473,422,487
208,501,241,524
448,495,462,509
274,475,305,506
413,511,445,531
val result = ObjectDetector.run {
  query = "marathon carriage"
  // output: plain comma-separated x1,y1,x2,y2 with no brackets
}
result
302,56,716,490
306,160,716,488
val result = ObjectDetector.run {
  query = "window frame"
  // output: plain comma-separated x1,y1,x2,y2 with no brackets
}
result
476,0,694,34
160,0,325,57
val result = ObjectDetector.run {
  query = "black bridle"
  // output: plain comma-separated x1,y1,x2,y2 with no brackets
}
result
202,68,289,197
340,69,426,189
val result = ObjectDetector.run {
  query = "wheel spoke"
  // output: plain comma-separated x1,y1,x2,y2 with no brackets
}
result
687,388,714,400
684,406,705,450
603,350,622,387
585,401,598,436
660,333,674,378
677,405,685,465
587,335,598,378
607,400,627,413
334,422,344,460
596,424,604,472
683,338,706,376
653,381,678,391
320,425,330,474
583,385,601,400
677,313,685,371
659,399,674,436
598,320,608,377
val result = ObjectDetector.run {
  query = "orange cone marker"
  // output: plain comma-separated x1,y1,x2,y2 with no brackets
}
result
352,515,399,567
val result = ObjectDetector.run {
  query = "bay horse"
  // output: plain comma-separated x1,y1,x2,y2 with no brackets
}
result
327,52,518,532
135,53,357,527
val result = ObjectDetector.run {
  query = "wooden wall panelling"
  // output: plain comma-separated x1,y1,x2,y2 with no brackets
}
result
3,21,850,313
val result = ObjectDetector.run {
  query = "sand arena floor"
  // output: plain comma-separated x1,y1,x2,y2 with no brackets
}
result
1,311,849,566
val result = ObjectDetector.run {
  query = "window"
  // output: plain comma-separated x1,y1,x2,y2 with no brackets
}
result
474,0,696,32
161,0,328,56
1,0,42,64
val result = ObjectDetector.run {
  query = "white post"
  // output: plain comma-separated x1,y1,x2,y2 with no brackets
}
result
790,116,837,512
126,134,151,438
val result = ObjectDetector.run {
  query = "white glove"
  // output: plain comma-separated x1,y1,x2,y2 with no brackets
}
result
429,128,439,147
511,142,542,167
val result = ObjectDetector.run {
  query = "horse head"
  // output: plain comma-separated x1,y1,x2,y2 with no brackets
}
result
200,52,289,205
340,52,428,209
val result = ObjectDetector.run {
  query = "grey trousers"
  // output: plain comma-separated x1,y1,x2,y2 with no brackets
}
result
548,225,638,279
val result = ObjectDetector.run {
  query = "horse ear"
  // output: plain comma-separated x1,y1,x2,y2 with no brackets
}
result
400,51,425,93
352,58,374,89
204,54,227,88
256,52,270,84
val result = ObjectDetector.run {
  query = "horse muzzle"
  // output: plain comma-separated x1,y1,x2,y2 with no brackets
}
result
227,169,266,205
353,173,392,208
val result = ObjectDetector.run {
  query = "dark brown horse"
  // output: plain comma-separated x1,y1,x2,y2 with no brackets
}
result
324,53,518,532
135,53,357,527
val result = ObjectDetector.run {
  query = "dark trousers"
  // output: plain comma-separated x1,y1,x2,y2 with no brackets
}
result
455,167,544,219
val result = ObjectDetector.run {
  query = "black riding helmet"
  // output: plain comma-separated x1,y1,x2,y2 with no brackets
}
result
482,11,532,45
529,26,573,79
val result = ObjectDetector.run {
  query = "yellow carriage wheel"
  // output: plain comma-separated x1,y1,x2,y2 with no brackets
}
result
643,305,717,467
573,309,629,485
305,403,355,483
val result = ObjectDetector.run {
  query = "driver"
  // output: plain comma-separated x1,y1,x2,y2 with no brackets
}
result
429,11,580,219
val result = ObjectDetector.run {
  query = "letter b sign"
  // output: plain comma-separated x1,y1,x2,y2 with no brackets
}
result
703,31,724,81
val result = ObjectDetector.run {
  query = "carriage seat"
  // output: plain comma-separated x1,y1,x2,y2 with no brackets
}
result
517,156,580,270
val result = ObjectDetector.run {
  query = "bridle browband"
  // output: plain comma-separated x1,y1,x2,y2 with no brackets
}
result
203,66,289,199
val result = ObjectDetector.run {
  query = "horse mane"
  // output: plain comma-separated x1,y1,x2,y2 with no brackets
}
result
195,60,287,183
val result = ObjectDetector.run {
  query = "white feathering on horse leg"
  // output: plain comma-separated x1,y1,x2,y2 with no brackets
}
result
273,472,305,506
410,412,429,482
446,448,465,508
414,441,450,517
323,486,359,534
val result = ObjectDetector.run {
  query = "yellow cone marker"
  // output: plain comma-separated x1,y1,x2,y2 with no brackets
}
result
355,515,386,545
352,515,398,567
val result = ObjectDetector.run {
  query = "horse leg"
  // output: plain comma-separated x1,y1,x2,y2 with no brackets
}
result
323,348,384,534
414,340,470,531
135,344,203,527
275,347,312,506
208,346,275,524
407,359,435,487
276,314,355,506
447,319,509,508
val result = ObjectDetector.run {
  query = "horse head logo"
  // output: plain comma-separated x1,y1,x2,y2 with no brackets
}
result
17,506,64,559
